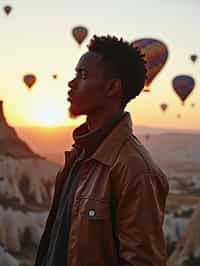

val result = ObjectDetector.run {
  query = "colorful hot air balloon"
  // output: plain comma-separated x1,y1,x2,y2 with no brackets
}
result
72,26,88,45
132,38,168,90
190,54,197,63
3,5,12,15
172,75,195,104
23,74,36,90
160,103,168,112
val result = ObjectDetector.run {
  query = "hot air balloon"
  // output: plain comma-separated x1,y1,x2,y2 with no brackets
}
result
132,38,168,90
23,74,36,90
191,103,195,108
160,103,168,112
144,134,150,141
172,75,195,104
3,5,12,15
52,74,58,79
177,114,181,119
72,26,88,45
190,54,197,63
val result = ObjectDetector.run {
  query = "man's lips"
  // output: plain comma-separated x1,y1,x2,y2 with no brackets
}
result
67,96,72,102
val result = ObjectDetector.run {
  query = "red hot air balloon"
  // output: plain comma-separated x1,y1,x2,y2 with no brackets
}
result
160,103,168,112
190,54,197,63
3,5,12,15
72,26,88,45
172,75,195,104
132,38,168,90
23,74,36,90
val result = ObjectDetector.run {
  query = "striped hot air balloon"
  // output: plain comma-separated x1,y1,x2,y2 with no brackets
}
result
132,38,168,90
172,75,195,104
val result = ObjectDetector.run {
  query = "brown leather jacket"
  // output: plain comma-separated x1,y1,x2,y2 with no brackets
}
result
35,113,169,266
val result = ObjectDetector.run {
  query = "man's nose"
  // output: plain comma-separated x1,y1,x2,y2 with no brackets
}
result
68,77,76,89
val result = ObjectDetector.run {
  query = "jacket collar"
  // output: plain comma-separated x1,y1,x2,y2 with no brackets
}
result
90,113,133,166
72,111,126,158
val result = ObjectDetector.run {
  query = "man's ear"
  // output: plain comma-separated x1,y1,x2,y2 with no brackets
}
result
107,79,122,97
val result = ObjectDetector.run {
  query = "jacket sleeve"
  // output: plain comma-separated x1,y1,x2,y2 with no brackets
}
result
112,166,169,266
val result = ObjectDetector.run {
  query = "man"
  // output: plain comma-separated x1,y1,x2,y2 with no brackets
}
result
35,35,169,266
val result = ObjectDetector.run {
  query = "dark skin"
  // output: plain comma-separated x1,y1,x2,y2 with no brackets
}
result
67,51,123,130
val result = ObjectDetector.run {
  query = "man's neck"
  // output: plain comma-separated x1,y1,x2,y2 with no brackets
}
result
86,108,123,131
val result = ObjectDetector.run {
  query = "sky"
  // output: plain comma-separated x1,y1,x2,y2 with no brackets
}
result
0,0,200,129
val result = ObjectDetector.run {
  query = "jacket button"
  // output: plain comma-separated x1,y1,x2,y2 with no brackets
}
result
88,209,96,217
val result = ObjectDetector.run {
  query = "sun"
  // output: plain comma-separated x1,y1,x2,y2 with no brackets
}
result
31,99,68,127
39,115,59,127
36,111,64,127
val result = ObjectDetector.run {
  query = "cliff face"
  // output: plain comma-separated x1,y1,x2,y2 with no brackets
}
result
0,100,40,158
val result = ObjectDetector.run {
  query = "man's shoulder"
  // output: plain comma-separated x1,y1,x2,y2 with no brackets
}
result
111,134,169,197
113,133,167,179
115,134,150,165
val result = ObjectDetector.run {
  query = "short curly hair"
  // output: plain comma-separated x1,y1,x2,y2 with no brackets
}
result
87,35,147,108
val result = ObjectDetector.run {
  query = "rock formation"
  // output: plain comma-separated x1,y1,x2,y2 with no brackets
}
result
168,204,200,266
0,100,60,264
0,100,40,158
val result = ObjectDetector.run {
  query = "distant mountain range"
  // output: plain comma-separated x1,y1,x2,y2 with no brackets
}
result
15,125,200,152
15,126,200,176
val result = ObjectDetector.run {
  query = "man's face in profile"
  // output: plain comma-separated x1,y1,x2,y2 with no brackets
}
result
67,51,110,118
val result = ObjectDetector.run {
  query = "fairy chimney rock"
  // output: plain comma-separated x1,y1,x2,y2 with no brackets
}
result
0,100,40,158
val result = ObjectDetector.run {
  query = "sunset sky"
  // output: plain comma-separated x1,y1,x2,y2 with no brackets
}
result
0,0,199,129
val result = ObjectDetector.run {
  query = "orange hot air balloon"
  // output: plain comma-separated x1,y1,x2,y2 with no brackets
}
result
72,26,88,45
3,5,12,15
132,38,168,91
160,103,168,112
23,74,36,90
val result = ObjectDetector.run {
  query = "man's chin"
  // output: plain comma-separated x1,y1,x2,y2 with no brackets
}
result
68,107,82,119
